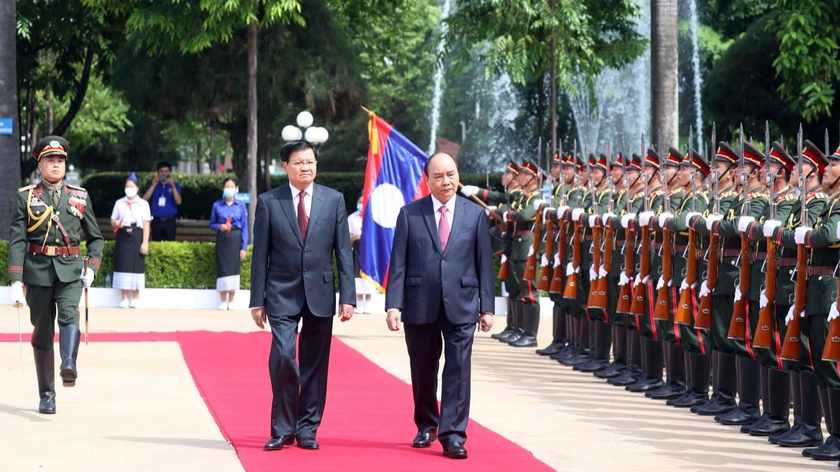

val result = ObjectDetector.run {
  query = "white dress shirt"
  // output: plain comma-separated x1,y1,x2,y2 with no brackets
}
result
290,183,314,218
431,194,457,229
110,196,152,227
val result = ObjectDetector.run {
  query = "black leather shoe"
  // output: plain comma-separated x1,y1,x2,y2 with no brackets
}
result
443,441,468,459
411,430,438,448
810,435,840,460
296,436,320,450
535,343,564,356
59,325,80,388
264,435,295,450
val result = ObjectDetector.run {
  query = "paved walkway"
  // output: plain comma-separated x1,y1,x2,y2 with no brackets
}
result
0,306,835,471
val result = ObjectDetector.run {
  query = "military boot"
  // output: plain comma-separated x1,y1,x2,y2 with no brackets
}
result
627,339,664,392
742,365,772,433
650,342,687,400
510,304,539,347
502,301,525,343
670,352,711,408
559,317,589,366
578,320,611,372
595,325,627,379
33,348,56,414
777,371,824,448
536,305,566,355
717,356,761,425
749,367,791,436
807,387,840,460
696,351,737,416
58,325,80,387
492,299,517,340
610,329,641,386
769,370,803,444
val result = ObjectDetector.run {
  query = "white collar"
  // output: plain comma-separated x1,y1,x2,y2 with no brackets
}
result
290,182,315,198
431,194,456,214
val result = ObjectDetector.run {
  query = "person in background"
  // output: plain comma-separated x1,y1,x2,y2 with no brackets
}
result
110,172,152,308
210,178,249,310
347,195,373,312
143,161,182,241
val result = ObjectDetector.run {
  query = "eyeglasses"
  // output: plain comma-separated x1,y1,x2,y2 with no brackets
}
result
288,160,317,168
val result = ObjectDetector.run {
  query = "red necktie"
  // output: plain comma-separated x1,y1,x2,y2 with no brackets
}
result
438,205,450,252
298,191,309,242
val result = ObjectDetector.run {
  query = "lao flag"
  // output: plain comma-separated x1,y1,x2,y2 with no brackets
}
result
359,110,429,293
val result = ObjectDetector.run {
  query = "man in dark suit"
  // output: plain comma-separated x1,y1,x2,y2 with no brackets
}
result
385,153,495,460
250,140,356,451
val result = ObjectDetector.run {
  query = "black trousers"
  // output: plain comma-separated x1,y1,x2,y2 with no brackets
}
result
404,310,475,446
151,218,177,241
267,303,334,438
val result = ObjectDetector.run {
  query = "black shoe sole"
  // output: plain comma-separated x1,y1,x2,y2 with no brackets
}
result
443,452,468,459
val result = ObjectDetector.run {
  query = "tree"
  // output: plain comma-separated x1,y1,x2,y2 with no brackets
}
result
651,0,678,146
0,0,21,238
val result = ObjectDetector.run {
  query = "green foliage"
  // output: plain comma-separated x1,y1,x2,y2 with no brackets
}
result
82,172,504,220
768,0,840,122
58,74,133,154
679,22,735,64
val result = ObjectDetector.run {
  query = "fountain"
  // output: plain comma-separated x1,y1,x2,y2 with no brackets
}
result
427,0,452,156
688,0,703,151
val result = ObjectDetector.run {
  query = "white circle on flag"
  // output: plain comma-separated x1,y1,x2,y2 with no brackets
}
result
369,183,405,228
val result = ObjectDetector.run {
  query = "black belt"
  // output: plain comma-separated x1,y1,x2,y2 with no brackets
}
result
723,249,741,257
154,217,176,222
779,257,798,266
809,266,835,276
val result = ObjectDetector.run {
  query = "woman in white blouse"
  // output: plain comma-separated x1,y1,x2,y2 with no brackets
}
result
110,173,152,308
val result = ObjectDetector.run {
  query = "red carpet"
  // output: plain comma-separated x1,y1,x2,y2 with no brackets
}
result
177,331,555,472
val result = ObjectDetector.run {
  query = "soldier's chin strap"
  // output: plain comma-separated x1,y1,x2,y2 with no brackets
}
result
667,168,678,186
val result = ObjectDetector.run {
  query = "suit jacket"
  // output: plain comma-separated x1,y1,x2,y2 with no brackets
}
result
385,195,495,325
249,183,355,317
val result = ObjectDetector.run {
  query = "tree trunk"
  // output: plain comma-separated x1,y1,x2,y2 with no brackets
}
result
246,21,258,240
549,0,557,161
651,0,679,147
0,0,21,239
536,74,545,158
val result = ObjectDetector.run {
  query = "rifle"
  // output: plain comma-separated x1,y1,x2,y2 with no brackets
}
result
497,183,513,281
695,124,718,330
676,138,700,325
565,144,588,300
654,131,673,321
523,200,543,282
552,141,576,294
586,147,604,308
617,139,635,314
755,121,777,348
781,125,807,361
728,123,751,340
630,135,650,318
826,131,840,361
590,141,612,309
537,212,554,290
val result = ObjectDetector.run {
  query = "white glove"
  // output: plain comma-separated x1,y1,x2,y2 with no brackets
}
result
487,205,497,213
10,281,26,307
602,212,616,225
737,216,756,233
658,212,675,228
706,214,724,231
794,226,812,245
540,254,549,267
621,213,637,228
554,251,561,266
830,303,840,322
836,221,840,240
557,205,570,218
484,208,491,217
589,264,598,281
763,220,782,238
572,208,585,221
80,267,95,289
684,212,701,227
503,211,510,223
461,185,479,197
785,305,795,325
734,286,742,303
566,262,578,274
532,199,545,210
680,279,689,292
656,276,665,290
759,289,769,309
634,273,642,286
589,215,599,227
527,246,535,258
500,254,507,265
599,265,608,278
619,272,631,286
639,211,655,226
542,206,555,220
699,280,710,298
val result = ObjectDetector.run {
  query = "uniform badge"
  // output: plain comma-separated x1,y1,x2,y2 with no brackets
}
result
68,205,83,219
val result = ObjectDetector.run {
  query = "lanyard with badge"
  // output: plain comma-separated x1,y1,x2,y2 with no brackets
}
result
158,184,167,207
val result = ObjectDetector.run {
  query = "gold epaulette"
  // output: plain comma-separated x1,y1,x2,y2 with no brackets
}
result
747,192,769,200
18,184,35,193
720,191,738,199
808,191,829,204
669,188,684,196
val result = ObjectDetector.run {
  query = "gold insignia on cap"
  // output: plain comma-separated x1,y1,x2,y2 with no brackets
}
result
49,140,60,148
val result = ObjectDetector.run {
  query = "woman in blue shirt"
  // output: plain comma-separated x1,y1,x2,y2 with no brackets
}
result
210,178,249,310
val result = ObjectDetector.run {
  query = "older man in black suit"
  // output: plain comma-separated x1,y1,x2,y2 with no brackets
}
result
250,140,356,451
385,152,495,459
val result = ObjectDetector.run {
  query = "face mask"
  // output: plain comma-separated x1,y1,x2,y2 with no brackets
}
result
125,187,138,198
223,188,237,199
356,203,363,212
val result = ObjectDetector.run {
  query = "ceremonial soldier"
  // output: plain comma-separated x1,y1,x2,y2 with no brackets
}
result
500,160,543,347
7,136,104,414
777,141,840,461
688,142,740,416
767,142,827,448
661,150,713,407
741,142,798,436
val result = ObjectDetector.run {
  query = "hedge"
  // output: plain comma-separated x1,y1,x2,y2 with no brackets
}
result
83,172,503,221
0,239,502,294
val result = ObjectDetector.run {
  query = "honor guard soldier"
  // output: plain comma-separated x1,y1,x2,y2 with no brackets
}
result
7,136,104,414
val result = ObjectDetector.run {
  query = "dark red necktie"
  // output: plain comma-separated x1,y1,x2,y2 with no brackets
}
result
298,191,309,242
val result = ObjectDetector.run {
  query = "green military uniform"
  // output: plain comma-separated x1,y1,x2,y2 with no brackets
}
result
7,136,104,414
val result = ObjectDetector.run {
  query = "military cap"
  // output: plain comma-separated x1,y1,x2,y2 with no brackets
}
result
768,141,795,172
830,145,840,161
682,150,711,177
626,153,642,170
664,147,682,167
591,153,608,171
644,148,660,169
506,159,520,175
32,136,69,161
742,141,765,168
715,142,739,165
561,152,575,167
553,152,565,165
803,139,828,174
608,153,622,169
520,159,539,176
